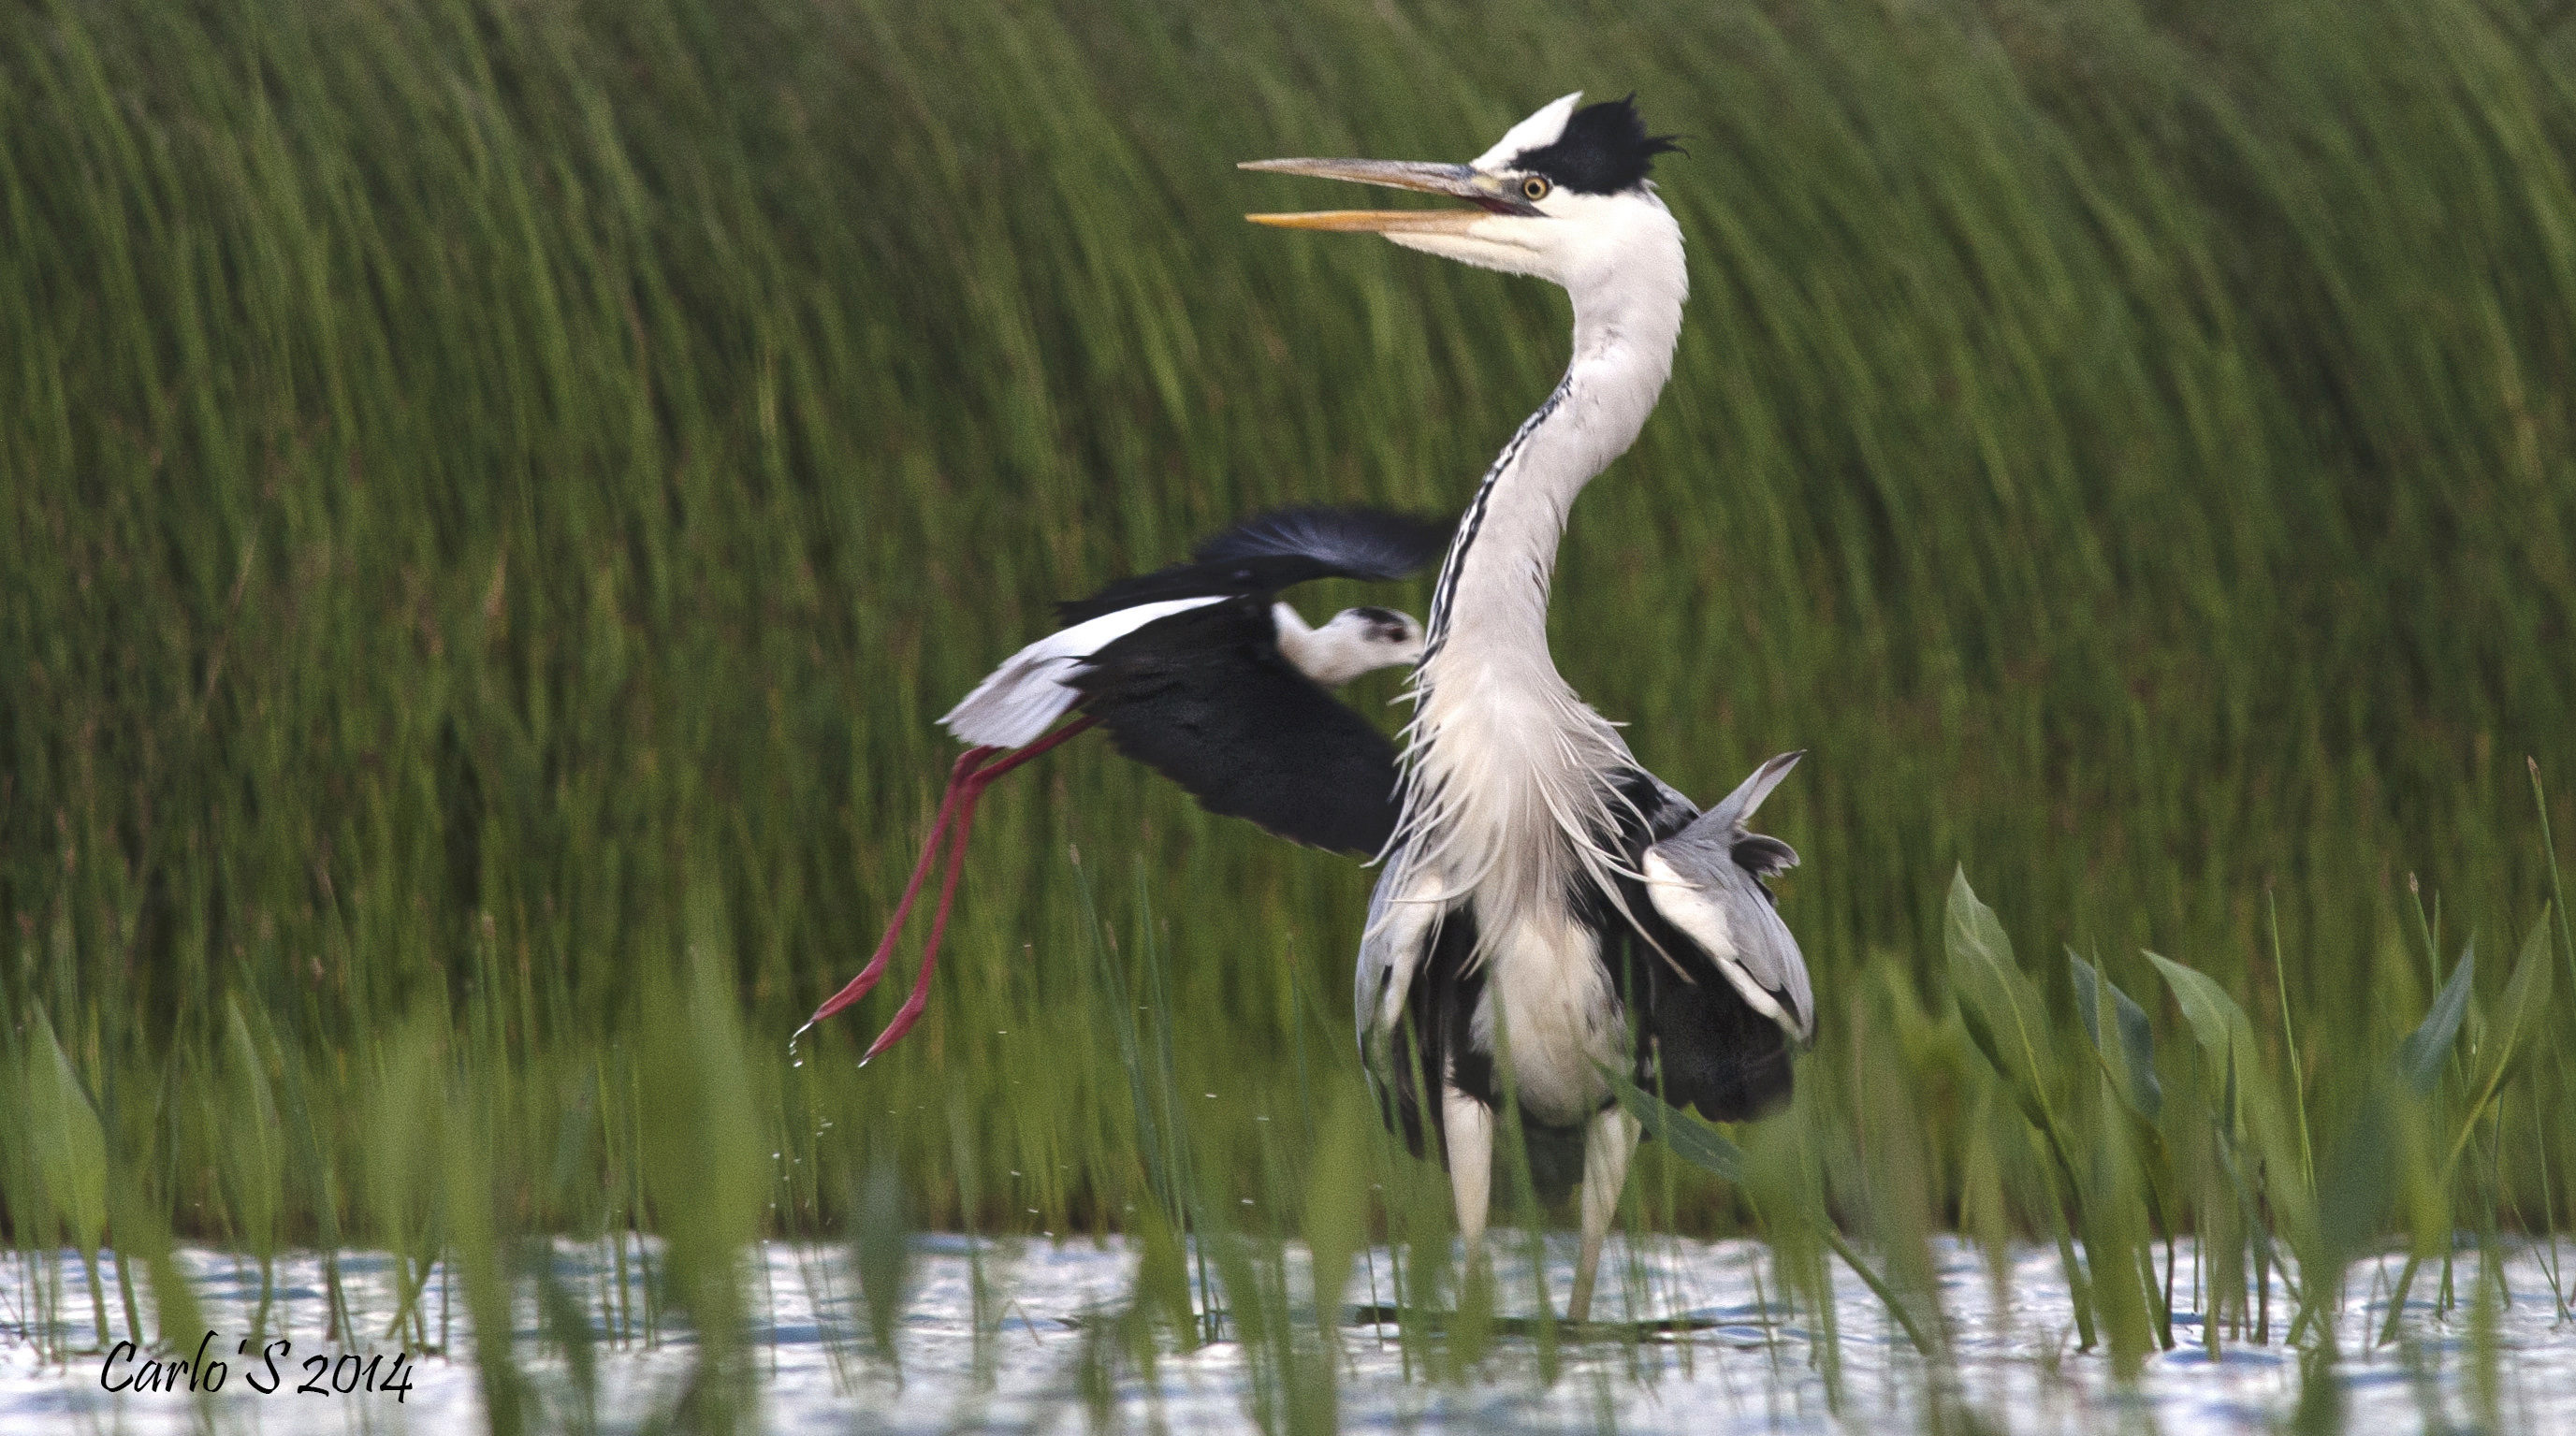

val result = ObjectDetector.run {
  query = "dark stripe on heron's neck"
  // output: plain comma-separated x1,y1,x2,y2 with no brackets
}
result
1422,373,1574,662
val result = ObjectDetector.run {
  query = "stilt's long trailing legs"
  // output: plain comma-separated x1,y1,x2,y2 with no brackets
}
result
832,718,1102,1062
1567,1106,1639,1324
806,744,999,1027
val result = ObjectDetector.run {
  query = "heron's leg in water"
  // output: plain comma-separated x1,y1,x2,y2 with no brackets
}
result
807,745,998,1026
1568,1106,1639,1324
854,717,1102,1062
1443,1086,1495,1297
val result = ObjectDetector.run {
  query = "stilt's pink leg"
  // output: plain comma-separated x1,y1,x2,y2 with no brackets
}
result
854,718,1100,1063
807,746,1000,1026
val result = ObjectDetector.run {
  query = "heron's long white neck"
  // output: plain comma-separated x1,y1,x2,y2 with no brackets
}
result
1394,205,1689,941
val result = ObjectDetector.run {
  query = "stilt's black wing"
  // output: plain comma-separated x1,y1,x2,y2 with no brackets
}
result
1056,507,1451,625
1066,595,1400,854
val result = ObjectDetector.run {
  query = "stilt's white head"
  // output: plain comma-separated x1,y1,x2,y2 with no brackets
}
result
1273,603,1424,689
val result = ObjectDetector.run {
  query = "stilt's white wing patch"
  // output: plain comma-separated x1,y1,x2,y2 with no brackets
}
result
940,596,1224,747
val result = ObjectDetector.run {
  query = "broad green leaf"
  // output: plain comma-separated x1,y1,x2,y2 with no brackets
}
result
2396,942,2475,1095
1944,868,2058,1127
2441,910,2557,1177
2480,910,2556,1089
2141,951,2245,1057
28,1012,107,1255
2071,951,2162,1121
1603,1067,1743,1182
2142,950,2262,1133
2141,952,2259,1066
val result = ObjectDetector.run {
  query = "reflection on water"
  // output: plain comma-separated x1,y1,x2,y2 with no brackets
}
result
4,1237,2570,1432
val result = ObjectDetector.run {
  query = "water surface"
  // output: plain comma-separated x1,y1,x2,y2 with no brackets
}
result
5,1237,2570,1432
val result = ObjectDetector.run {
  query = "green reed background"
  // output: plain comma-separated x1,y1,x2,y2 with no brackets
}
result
5,0,2576,1400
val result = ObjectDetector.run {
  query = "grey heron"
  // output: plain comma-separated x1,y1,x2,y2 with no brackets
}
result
1246,94,1814,1323
808,505,1445,1062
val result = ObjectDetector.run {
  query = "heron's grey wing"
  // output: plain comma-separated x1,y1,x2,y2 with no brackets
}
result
1355,857,1439,1068
1067,595,1402,854
1056,506,1453,624
1641,752,1812,1043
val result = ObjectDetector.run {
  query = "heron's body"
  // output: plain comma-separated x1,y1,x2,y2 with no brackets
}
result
1248,94,1815,1321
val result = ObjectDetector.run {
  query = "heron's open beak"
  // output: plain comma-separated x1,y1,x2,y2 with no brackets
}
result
1239,157,1536,231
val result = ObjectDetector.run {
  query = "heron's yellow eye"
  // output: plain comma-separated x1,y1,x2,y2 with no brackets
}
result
1521,176,1551,202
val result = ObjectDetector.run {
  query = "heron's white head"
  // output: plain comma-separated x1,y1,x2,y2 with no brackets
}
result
1274,603,1424,688
1242,94,1685,304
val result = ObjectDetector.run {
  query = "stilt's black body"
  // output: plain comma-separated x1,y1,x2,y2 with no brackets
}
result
1375,770,1797,1201
1070,595,1403,855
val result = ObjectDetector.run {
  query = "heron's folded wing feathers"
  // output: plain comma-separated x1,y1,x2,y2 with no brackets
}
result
1068,597,1402,854
1641,751,1813,1043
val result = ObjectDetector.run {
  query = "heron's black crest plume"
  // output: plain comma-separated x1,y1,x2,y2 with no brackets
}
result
1507,94,1681,195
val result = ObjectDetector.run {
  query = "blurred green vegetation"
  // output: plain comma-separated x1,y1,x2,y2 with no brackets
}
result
4,0,2575,1391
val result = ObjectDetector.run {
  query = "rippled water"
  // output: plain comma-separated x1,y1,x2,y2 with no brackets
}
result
4,1237,2571,1432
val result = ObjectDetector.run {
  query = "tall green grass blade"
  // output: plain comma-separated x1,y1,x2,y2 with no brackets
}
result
444,1078,527,1436
853,1156,910,1368
1300,1092,1371,1341
25,1010,108,1346
637,927,766,1430
533,1249,602,1435
2267,892,2318,1195
219,997,283,1340
1602,1067,1743,1182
